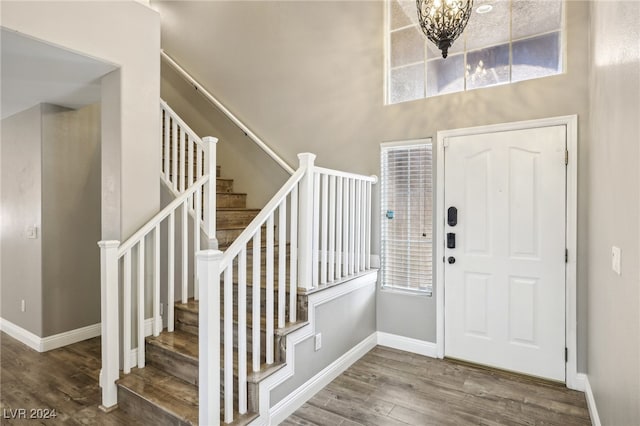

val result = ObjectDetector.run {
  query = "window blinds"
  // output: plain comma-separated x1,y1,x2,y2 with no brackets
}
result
381,142,433,295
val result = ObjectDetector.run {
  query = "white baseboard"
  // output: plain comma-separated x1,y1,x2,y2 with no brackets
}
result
252,271,378,425
0,318,101,352
0,318,41,351
583,374,601,426
377,332,437,358
128,318,157,367
268,332,377,425
573,372,586,392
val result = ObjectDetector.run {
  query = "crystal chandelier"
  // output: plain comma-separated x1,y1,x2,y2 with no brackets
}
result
416,0,474,59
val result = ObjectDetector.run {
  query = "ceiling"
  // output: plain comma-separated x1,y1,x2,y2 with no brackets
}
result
1,28,117,120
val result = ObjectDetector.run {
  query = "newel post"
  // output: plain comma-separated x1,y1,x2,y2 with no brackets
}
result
197,250,222,425
98,240,120,411
297,153,316,290
203,136,219,250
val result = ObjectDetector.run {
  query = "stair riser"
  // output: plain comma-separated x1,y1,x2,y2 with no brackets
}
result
217,210,260,228
146,343,199,386
218,193,247,208
217,179,234,193
118,386,192,426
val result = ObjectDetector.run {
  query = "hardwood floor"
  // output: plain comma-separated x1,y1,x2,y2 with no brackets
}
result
1,333,591,426
0,332,141,425
283,346,591,426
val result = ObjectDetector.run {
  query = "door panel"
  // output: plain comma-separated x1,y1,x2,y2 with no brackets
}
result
444,125,566,382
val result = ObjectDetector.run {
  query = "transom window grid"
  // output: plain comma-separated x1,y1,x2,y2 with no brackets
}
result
386,0,565,104
380,142,433,295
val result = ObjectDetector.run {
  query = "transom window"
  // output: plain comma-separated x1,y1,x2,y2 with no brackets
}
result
386,0,565,104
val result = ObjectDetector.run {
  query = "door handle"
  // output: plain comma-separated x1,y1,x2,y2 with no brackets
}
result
448,256,456,264
448,206,458,226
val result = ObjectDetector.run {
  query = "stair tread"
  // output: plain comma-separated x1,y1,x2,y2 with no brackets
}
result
146,328,292,383
117,364,258,425
217,208,261,212
117,364,198,425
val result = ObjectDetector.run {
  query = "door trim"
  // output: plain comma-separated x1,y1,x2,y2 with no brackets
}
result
434,115,579,390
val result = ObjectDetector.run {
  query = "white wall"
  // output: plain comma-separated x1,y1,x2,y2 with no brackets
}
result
1,0,161,241
152,0,590,370
587,1,640,424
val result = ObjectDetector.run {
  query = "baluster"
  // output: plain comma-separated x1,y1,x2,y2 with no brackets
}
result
289,187,298,323
137,238,145,368
179,129,186,193
252,231,261,372
336,177,343,279
163,109,170,181
349,179,356,275
355,179,362,272
203,137,218,248
360,180,367,271
194,190,201,300
223,266,233,423
182,200,188,304
320,173,328,285
172,119,178,191
366,181,372,270
343,178,350,276
312,172,320,288
197,145,203,181
188,136,194,189
154,225,161,336
238,248,247,414
266,214,275,364
328,175,336,282
168,212,175,332
278,201,286,329
123,250,132,374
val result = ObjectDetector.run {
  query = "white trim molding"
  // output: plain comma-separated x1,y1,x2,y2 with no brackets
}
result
252,271,378,425
435,115,580,389
269,332,377,425
0,318,101,352
583,374,602,426
377,332,437,358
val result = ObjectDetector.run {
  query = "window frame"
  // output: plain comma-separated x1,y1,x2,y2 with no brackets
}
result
384,0,566,105
380,138,434,297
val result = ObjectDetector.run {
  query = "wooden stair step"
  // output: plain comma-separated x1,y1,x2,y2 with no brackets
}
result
217,208,261,228
217,192,247,209
117,363,257,426
217,178,234,193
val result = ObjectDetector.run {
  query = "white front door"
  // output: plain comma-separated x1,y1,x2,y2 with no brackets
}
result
443,125,566,381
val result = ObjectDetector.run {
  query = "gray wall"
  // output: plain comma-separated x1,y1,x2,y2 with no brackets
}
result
1,104,101,337
152,1,590,369
1,104,44,336
587,2,640,424
2,1,161,241
270,280,377,406
41,104,102,336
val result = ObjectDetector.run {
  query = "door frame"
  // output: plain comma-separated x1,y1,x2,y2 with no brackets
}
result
434,115,579,390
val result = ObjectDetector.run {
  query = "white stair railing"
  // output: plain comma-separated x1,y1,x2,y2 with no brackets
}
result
197,153,377,425
161,100,218,246
98,100,217,409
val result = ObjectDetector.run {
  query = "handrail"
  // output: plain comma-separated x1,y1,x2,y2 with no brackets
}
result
314,166,378,183
161,99,204,149
161,49,296,175
118,174,209,257
219,166,305,270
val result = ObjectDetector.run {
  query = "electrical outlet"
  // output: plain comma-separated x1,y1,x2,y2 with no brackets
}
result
612,246,621,275
314,333,322,351
21,300,26,312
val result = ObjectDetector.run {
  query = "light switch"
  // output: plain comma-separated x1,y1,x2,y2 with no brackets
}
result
611,246,621,275
26,225,38,239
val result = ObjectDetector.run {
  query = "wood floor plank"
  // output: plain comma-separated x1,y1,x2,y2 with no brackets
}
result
287,346,591,426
